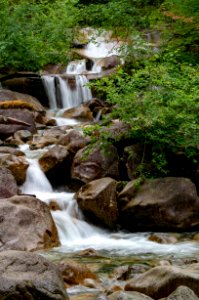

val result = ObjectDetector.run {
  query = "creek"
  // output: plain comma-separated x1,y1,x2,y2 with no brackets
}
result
18,29,199,297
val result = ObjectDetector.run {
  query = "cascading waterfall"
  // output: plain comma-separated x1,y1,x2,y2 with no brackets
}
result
20,146,199,255
42,74,92,110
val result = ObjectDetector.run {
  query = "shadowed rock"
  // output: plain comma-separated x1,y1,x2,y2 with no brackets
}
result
0,250,68,299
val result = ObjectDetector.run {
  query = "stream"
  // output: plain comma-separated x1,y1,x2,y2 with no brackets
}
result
17,29,199,298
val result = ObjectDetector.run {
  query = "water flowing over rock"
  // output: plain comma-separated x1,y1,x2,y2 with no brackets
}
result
125,264,199,299
119,177,199,231
39,145,72,185
76,177,118,228
0,250,68,300
108,291,154,300
71,144,120,183
0,167,18,198
0,195,59,251
42,74,92,109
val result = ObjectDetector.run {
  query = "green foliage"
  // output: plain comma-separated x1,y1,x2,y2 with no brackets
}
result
89,63,199,176
0,0,78,71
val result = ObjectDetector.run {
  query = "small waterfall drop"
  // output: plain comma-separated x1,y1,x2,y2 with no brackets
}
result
42,74,92,110
20,146,199,256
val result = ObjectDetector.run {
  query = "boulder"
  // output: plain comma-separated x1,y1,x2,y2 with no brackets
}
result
0,250,68,299
58,260,98,287
62,105,93,122
0,153,29,185
71,144,119,183
0,146,25,156
0,89,45,113
0,167,18,198
39,145,72,185
0,108,36,139
125,264,199,299
0,195,59,251
119,177,199,231
58,129,90,153
1,73,49,106
165,286,199,300
108,291,154,300
76,177,118,228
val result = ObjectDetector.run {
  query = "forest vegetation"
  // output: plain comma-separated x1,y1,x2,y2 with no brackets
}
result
0,0,199,177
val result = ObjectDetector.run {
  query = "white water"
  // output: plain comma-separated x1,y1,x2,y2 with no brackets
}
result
42,74,92,110
20,146,199,257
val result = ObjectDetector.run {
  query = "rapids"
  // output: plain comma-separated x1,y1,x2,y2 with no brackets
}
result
20,145,199,258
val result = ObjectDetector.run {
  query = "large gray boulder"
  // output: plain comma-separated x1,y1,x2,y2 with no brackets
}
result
71,144,119,183
0,167,18,198
125,264,199,299
0,250,68,299
0,195,59,251
119,177,199,231
76,177,118,228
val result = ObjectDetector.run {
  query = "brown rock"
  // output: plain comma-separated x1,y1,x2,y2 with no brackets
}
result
148,233,178,244
0,250,68,299
0,89,45,113
58,260,97,287
58,129,90,153
0,108,36,139
62,105,93,122
0,167,18,198
119,177,199,231
0,153,29,185
125,264,199,299
39,144,72,185
108,291,154,300
0,195,59,251
165,285,199,300
76,177,118,228
72,144,119,183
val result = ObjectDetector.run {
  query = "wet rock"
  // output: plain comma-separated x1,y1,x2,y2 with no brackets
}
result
39,144,72,185
108,291,154,300
0,195,59,251
62,105,93,122
0,250,68,299
165,285,199,300
58,260,98,287
0,89,45,113
125,264,199,299
0,146,24,156
112,264,151,281
0,109,36,139
72,144,119,183
119,177,199,231
0,167,18,198
76,177,118,228
0,153,29,185
77,248,101,257
13,129,33,142
49,200,61,211
148,233,178,244
30,135,58,149
106,284,122,295
83,278,99,289
58,129,90,153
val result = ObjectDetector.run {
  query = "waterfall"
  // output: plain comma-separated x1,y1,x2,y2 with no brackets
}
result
42,74,92,110
20,147,198,255
42,75,57,109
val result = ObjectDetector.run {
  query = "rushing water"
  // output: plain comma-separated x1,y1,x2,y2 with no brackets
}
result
19,145,199,258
